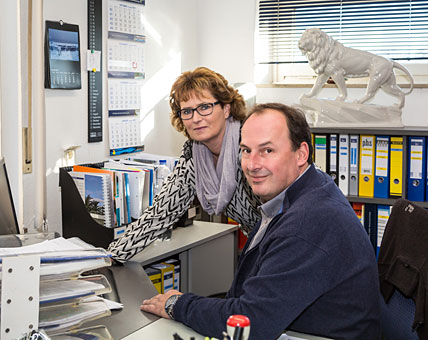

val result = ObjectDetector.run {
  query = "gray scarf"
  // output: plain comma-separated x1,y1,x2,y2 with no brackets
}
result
193,117,241,216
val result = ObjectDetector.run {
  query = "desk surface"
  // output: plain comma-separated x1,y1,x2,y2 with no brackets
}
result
122,318,206,339
130,220,237,266
122,318,334,340
84,261,159,339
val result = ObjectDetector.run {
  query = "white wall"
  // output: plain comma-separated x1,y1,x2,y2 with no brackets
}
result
0,0,24,228
195,0,257,84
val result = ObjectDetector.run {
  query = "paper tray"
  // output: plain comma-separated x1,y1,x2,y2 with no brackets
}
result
39,299,111,334
39,274,112,305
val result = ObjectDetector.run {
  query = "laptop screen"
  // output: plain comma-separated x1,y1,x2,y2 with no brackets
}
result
0,158,19,235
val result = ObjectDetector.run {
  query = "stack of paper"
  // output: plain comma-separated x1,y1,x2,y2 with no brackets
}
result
0,237,115,335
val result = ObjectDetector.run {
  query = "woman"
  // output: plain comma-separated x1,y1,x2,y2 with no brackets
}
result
108,67,261,262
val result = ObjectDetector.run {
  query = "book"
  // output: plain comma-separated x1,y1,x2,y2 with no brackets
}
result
69,171,114,228
103,161,147,219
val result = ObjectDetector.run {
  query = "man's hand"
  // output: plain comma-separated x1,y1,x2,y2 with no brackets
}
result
140,290,183,319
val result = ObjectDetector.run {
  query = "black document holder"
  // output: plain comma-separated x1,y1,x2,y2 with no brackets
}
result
59,165,118,249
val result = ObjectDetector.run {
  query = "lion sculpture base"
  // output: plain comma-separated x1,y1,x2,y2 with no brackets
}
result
299,97,403,127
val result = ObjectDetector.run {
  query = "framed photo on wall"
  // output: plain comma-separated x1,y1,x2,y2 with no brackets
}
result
45,20,81,89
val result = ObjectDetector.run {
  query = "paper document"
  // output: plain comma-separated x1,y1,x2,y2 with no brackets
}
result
0,237,112,279
39,299,110,332
39,277,108,303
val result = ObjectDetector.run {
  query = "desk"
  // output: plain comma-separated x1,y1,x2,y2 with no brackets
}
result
90,221,237,339
123,318,206,339
131,221,238,296
122,318,334,340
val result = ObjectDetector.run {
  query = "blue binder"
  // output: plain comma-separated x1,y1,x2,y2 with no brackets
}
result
374,136,390,198
363,203,377,255
407,136,426,201
377,205,391,257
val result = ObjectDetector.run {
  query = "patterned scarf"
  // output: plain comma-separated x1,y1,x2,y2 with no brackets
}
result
193,117,241,216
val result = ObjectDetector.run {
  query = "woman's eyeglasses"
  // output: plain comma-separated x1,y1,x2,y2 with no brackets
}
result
177,101,220,120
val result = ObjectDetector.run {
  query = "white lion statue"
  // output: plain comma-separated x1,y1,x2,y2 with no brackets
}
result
298,28,414,108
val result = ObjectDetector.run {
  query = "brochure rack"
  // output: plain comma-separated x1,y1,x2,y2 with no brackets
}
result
59,165,124,248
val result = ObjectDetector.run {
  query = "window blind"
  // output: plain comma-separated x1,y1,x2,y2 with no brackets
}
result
256,0,428,63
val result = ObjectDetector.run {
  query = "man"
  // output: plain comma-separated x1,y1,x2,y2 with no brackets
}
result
141,103,381,340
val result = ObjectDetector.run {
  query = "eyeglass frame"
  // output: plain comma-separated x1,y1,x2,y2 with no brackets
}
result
177,101,221,120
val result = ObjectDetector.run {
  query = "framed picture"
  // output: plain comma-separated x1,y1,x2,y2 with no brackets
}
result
45,20,81,89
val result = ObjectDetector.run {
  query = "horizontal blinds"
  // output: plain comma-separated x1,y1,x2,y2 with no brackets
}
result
256,0,428,63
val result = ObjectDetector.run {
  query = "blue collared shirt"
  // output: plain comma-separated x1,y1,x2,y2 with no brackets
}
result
246,164,311,252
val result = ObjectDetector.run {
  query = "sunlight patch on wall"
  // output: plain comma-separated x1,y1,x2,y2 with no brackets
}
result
145,18,162,46
140,53,182,115
139,109,155,141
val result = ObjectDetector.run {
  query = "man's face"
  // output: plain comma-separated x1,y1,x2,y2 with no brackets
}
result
240,109,308,202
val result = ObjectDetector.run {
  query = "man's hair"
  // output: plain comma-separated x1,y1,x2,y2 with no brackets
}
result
169,67,246,138
244,103,313,164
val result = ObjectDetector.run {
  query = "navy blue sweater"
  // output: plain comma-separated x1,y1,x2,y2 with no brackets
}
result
174,165,381,340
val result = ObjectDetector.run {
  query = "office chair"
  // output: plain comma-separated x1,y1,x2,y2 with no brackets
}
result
380,289,418,340
377,198,428,340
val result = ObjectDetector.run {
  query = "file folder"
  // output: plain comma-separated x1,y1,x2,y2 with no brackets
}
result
349,135,359,196
311,133,315,163
151,263,174,293
338,134,349,195
329,134,338,185
351,202,364,226
407,136,426,202
164,259,180,290
389,136,404,196
314,134,328,173
363,203,377,253
145,267,162,294
376,205,391,257
359,135,375,198
374,136,390,198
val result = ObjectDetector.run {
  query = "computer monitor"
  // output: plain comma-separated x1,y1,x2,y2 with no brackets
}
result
0,158,19,235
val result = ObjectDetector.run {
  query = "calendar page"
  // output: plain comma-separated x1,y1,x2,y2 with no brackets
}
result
108,40,145,75
108,79,143,115
109,116,142,149
108,0,145,38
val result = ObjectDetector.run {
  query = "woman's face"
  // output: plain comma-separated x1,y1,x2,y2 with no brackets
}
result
180,89,230,154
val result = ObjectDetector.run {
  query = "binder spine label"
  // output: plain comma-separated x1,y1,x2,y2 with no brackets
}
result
375,137,389,177
410,139,423,179
360,137,374,175
350,136,359,174
330,135,337,171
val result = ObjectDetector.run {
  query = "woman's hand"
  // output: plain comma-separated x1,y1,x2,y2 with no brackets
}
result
140,290,183,319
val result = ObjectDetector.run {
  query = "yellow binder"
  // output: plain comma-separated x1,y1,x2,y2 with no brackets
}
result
145,267,162,294
359,135,375,197
389,136,403,196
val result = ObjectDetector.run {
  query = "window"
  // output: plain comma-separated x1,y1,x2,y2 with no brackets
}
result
256,0,428,83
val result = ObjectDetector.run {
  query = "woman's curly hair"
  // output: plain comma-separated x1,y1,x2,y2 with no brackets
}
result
169,67,246,139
